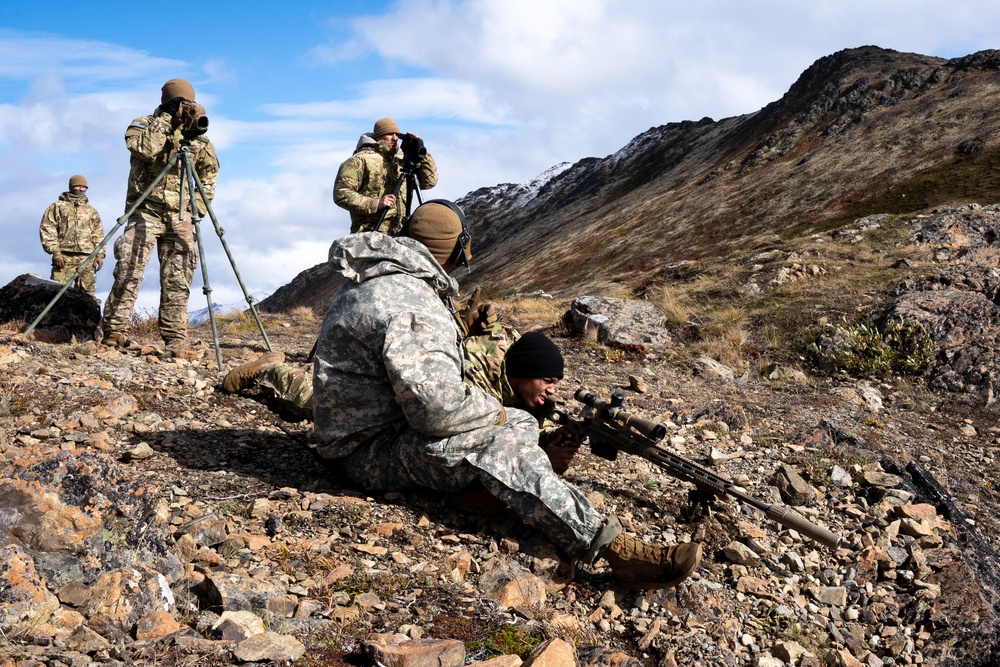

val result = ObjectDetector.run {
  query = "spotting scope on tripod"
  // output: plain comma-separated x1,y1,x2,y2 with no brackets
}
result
376,133,428,235
26,136,271,370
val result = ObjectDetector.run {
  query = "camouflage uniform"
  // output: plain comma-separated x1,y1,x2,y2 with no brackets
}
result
333,134,438,235
463,323,520,405
39,192,105,295
102,109,219,344
242,361,313,420
238,319,513,420
312,232,610,559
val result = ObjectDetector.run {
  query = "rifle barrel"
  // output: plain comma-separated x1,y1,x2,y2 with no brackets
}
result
555,391,845,551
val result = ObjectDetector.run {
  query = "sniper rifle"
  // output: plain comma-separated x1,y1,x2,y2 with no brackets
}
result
545,389,843,550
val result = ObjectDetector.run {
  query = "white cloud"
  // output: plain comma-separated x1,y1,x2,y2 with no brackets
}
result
0,29,185,83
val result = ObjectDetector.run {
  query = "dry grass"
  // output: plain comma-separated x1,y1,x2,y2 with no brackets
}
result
635,213,924,370
128,307,160,340
1,318,27,333
217,308,269,334
650,287,688,328
287,305,318,327
691,305,749,370
501,296,570,331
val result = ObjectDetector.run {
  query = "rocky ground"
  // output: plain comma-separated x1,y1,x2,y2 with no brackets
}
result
3,208,1000,666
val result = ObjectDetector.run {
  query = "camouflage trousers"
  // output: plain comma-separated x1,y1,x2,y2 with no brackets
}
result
102,207,197,343
51,252,98,296
330,408,608,559
255,362,313,420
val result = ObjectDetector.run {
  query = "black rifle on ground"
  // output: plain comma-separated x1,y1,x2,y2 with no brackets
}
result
545,389,843,550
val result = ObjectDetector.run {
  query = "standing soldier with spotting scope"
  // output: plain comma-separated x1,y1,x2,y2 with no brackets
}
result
333,117,438,235
102,78,219,354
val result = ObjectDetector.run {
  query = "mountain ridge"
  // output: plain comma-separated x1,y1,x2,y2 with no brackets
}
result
261,45,1000,314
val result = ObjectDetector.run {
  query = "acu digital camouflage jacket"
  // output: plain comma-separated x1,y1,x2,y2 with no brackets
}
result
312,232,501,459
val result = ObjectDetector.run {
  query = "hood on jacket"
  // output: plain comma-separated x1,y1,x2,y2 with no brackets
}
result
328,232,459,299
355,132,401,158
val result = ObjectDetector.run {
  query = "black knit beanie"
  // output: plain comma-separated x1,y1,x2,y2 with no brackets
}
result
505,331,564,379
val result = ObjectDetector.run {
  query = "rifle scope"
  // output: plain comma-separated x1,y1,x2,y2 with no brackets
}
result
574,389,667,441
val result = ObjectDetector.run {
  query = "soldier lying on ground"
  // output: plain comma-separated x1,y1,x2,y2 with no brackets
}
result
307,200,701,589
222,328,581,474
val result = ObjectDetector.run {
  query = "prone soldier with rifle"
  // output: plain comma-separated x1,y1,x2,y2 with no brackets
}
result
545,389,844,551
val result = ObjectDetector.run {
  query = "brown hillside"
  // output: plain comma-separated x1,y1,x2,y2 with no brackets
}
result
459,46,1000,298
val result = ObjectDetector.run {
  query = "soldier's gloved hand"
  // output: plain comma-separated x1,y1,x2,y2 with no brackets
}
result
541,427,582,475
461,288,499,336
472,303,498,334
161,96,183,122
93,258,103,271
460,288,483,330
52,253,66,270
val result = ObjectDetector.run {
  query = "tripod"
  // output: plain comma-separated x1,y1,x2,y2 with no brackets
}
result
375,159,425,236
25,143,272,370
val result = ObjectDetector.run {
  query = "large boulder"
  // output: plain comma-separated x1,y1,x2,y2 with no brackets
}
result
567,296,672,347
0,273,101,342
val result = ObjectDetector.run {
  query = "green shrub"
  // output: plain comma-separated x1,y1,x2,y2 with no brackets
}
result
806,317,935,378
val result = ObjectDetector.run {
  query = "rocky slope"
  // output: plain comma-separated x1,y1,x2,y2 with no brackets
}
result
4,203,1000,666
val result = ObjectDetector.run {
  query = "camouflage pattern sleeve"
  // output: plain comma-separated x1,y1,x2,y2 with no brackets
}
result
38,203,60,255
193,138,220,206
125,112,174,162
416,152,439,190
462,324,518,403
333,154,380,215
90,207,105,261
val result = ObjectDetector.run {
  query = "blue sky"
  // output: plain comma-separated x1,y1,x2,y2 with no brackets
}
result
1,1,998,314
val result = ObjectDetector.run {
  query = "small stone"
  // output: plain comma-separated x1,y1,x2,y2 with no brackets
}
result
124,441,156,461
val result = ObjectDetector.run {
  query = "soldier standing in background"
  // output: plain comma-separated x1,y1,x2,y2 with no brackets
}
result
333,117,438,235
102,78,219,352
39,174,104,296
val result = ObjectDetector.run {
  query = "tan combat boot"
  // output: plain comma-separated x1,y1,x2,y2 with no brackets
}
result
102,332,132,349
602,533,703,590
222,351,285,393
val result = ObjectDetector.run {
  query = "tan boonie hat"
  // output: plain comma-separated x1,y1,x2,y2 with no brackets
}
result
373,117,401,138
68,174,88,188
161,78,196,104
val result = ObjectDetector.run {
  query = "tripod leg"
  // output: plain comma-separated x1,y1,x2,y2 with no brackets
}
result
374,173,406,235
180,150,224,370
406,173,422,212
189,165,273,353
25,153,182,337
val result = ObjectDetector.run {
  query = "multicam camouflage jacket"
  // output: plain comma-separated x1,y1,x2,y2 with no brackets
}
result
39,192,105,258
462,323,520,405
333,133,438,235
125,109,219,216
313,232,501,459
